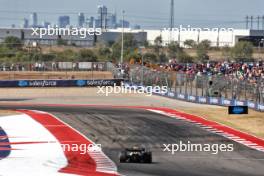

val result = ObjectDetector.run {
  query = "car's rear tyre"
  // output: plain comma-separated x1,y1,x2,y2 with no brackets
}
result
119,151,127,163
143,152,152,163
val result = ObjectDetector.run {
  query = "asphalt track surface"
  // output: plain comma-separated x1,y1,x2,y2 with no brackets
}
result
1,105,264,176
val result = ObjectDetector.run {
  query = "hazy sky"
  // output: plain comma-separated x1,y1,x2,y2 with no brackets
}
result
0,0,263,29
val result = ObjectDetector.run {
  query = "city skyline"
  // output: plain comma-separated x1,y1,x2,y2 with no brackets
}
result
15,5,134,29
1,0,264,29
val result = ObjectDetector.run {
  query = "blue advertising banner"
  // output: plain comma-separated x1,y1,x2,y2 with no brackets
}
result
123,82,264,112
228,106,248,114
198,97,207,104
177,94,186,100
247,101,256,109
0,79,123,88
258,104,264,111
234,100,246,106
209,97,220,105
188,95,197,102
221,98,233,106
167,91,176,98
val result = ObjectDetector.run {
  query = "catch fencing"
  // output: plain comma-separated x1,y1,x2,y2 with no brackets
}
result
0,62,111,72
0,62,119,80
129,66,264,111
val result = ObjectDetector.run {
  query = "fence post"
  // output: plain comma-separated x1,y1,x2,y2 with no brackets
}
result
201,75,204,96
185,74,188,95
190,74,193,96
195,75,198,97
179,73,182,94
244,82,247,101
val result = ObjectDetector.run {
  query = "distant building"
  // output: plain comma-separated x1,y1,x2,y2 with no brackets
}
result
134,24,141,30
97,5,108,28
76,5,131,29
22,18,29,28
0,28,147,47
87,16,95,28
117,20,130,28
42,21,51,28
58,16,70,28
3,27,264,48
10,5,134,30
30,12,38,27
78,13,85,27
108,13,117,29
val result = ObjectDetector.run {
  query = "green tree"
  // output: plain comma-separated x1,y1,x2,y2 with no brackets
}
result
166,41,194,63
41,53,57,62
0,46,15,58
107,41,115,47
196,47,209,62
221,45,231,59
159,52,168,64
143,40,150,48
154,35,163,55
196,40,211,62
56,49,77,61
168,41,181,58
111,42,121,62
184,39,197,48
126,52,142,63
78,49,98,62
177,51,194,63
111,33,138,62
57,38,68,46
143,52,158,63
231,41,254,61
123,33,137,50
4,36,22,49
15,51,30,62
98,47,112,61
199,40,211,50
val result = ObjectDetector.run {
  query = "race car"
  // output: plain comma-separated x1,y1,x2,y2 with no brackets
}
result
119,147,152,163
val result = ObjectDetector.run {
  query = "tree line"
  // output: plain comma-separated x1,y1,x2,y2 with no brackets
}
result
0,35,255,64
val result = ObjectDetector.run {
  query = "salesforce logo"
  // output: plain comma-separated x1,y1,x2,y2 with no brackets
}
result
18,80,28,87
231,107,246,114
76,80,86,87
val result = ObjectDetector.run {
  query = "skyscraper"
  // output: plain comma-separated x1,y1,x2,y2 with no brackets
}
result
108,13,117,29
22,18,29,28
42,21,51,28
78,13,85,27
97,5,108,29
30,12,38,27
88,16,95,28
58,16,70,28
118,20,130,28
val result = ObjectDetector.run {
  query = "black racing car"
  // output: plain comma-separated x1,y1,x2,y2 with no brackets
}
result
119,147,152,163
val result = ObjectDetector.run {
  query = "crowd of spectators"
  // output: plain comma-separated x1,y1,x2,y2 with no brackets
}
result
159,60,264,83
0,62,49,71
0,62,106,72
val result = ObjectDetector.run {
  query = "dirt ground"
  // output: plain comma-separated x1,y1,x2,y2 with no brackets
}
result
0,110,19,116
0,87,263,139
178,107,264,138
0,71,113,80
